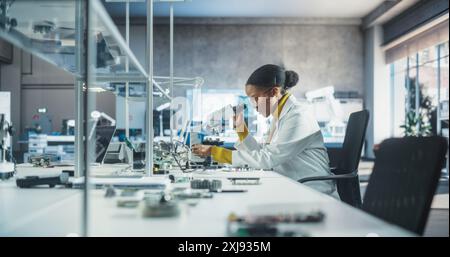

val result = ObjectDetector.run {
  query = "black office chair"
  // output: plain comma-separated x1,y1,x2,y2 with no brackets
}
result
299,110,370,208
362,137,448,235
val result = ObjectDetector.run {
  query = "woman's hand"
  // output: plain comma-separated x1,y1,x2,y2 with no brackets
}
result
192,144,213,157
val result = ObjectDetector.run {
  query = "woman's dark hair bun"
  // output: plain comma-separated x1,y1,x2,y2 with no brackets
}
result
284,70,299,90
246,64,299,91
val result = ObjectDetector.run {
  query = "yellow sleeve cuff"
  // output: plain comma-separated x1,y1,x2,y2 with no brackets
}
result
237,124,249,142
211,146,232,164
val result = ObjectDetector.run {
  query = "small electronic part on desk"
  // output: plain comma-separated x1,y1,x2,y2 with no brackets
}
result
117,198,140,208
16,172,71,188
226,210,324,237
210,189,248,193
28,154,55,167
104,185,116,198
114,189,154,208
228,211,325,224
113,189,146,208
227,166,253,172
111,187,191,215
217,166,273,173
190,179,222,191
168,174,192,184
172,189,213,200
189,178,248,193
228,177,261,185
142,193,180,218
153,140,192,173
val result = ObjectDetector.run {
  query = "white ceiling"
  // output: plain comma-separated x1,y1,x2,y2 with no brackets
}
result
104,0,387,18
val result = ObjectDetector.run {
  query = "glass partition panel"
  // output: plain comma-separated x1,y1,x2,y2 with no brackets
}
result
85,0,149,236
0,0,83,237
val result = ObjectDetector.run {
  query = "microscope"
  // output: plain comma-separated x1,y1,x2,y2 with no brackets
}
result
204,103,247,136
0,113,15,180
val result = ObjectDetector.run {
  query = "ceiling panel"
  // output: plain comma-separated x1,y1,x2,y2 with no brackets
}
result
104,0,386,18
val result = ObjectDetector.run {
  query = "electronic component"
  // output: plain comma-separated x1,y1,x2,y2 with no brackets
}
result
168,174,175,183
220,166,270,172
153,167,169,175
190,179,222,191
210,189,247,193
120,188,139,197
142,194,180,218
168,174,191,184
29,154,53,167
228,177,260,185
117,198,140,208
153,140,191,172
228,223,280,237
173,189,213,200
228,211,325,224
16,172,70,188
226,211,323,237
104,186,116,198
235,165,253,172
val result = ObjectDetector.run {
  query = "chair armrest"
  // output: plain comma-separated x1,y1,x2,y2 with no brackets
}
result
298,171,358,183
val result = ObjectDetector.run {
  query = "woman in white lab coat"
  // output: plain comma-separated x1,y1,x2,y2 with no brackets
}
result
192,64,336,195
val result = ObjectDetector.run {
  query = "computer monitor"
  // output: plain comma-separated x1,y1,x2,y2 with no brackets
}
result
93,125,116,164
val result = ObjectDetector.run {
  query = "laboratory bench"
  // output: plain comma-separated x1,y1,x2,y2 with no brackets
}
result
0,166,415,237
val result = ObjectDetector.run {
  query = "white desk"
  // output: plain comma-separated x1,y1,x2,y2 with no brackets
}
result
0,167,415,237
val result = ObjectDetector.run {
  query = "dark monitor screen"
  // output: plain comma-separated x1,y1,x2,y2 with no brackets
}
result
94,125,116,163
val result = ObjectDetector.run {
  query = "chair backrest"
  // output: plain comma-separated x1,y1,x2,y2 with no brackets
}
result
336,110,370,175
362,137,448,235
333,110,369,208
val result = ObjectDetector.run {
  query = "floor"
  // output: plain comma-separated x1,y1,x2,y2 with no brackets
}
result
358,161,449,237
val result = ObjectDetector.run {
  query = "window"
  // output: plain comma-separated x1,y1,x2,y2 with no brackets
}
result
390,41,449,137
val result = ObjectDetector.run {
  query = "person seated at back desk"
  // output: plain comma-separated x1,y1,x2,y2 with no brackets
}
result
192,64,337,196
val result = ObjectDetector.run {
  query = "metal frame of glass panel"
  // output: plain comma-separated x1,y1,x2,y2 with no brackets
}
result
436,42,449,179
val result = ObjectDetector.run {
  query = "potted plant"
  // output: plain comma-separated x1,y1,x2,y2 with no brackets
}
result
400,77,434,137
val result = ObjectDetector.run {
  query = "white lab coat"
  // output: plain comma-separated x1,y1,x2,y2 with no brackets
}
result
232,95,337,195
